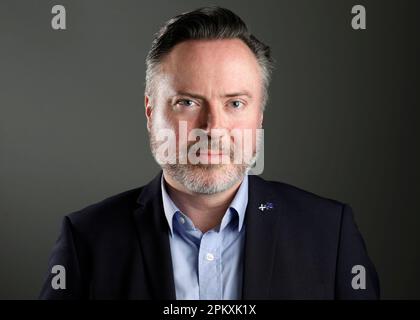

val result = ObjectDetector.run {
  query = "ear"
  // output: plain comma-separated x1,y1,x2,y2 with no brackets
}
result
259,112,264,128
145,95,153,132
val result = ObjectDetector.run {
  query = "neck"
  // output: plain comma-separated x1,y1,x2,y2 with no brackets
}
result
162,170,244,233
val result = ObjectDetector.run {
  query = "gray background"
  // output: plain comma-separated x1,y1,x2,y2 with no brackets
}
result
1,0,419,299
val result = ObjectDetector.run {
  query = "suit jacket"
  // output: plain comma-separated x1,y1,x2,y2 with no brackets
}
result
39,171,380,299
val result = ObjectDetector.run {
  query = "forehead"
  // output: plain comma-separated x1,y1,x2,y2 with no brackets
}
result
159,39,262,93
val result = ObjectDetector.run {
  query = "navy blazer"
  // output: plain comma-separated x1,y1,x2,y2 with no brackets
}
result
39,171,380,299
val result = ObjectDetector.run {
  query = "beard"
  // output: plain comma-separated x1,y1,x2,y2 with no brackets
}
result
160,162,248,194
148,123,262,195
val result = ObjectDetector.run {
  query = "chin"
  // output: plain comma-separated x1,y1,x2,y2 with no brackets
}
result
168,163,246,195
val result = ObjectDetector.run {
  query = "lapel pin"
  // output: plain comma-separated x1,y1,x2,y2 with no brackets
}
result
258,202,274,212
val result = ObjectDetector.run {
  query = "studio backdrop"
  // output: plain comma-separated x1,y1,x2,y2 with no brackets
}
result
0,0,419,299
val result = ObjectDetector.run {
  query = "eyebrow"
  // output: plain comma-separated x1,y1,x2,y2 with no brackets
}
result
174,91,253,100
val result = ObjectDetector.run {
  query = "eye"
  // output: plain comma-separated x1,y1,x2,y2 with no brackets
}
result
230,100,244,109
176,99,196,107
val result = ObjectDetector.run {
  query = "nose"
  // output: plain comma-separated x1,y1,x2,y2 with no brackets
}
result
200,101,225,132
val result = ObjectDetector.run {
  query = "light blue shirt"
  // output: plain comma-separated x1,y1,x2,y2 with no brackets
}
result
161,174,248,300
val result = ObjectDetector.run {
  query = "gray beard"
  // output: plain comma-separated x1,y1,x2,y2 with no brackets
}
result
161,163,249,194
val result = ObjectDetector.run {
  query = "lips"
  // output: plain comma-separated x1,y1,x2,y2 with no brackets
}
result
198,150,226,155
203,151,222,155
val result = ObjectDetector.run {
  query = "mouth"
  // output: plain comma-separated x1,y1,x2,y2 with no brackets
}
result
197,150,227,156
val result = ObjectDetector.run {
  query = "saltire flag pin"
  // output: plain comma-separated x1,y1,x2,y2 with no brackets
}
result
258,202,274,212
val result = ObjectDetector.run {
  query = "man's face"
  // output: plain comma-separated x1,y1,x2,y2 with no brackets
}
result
146,38,264,194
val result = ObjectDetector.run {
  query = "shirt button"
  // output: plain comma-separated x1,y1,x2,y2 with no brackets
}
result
206,253,215,261
179,216,185,224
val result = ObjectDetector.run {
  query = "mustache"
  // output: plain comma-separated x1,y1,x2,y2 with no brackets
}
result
184,138,233,155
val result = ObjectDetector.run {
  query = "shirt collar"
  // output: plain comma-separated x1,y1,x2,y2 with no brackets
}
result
161,174,249,236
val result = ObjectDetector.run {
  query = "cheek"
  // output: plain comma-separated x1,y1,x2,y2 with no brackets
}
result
233,113,262,130
173,121,197,149
153,106,177,130
232,115,262,148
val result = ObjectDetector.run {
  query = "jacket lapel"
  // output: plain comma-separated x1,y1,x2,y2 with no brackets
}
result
132,171,176,300
242,175,283,299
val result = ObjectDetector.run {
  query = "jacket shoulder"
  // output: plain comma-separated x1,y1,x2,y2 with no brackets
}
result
253,175,347,219
259,178,345,207
65,186,144,234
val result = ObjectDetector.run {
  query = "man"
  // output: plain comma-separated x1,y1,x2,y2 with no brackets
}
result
40,7,379,299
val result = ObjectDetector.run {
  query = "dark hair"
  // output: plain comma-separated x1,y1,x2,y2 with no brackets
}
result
145,6,274,110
